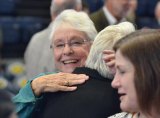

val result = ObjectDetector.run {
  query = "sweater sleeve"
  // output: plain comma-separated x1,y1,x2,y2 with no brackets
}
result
12,73,45,118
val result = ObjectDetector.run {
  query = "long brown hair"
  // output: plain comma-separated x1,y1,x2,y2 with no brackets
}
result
113,29,160,115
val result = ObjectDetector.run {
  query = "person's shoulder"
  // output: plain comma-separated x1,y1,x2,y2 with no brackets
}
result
90,8,104,19
31,22,52,41
108,112,133,118
28,26,50,47
32,27,49,39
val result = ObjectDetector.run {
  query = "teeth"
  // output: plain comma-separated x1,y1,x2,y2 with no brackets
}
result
63,60,78,64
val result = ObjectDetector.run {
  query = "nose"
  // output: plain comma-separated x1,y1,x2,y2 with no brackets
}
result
111,74,120,89
62,44,73,55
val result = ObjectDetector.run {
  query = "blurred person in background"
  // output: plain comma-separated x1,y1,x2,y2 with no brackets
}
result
126,0,137,24
13,9,97,118
0,89,17,118
154,1,160,26
81,0,90,14
24,0,82,79
0,27,2,56
90,0,131,32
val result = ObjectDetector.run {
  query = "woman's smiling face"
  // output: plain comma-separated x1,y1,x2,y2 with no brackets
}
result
52,24,91,73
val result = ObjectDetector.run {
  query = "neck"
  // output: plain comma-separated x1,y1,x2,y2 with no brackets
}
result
138,112,159,118
139,113,145,118
132,113,145,118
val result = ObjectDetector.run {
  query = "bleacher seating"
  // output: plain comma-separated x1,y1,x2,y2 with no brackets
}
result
0,17,21,44
136,0,157,17
0,17,49,58
136,17,160,29
136,0,159,29
0,0,17,15
16,0,51,18
17,17,49,43
0,0,51,58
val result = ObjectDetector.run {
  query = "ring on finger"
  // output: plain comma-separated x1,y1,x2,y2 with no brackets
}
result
65,81,70,86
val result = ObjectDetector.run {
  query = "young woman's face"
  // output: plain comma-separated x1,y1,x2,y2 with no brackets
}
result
111,50,139,113
52,24,91,73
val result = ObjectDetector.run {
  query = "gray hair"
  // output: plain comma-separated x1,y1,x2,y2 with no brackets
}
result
50,9,97,43
85,22,135,79
50,0,82,16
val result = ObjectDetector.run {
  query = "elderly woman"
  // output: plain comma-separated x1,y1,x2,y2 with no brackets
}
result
31,22,135,118
13,9,97,118
109,29,160,118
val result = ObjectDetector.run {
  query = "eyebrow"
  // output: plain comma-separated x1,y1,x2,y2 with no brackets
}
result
116,64,125,70
53,39,64,43
54,36,86,43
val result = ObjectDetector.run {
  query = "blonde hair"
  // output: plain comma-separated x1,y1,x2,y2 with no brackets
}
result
85,22,135,78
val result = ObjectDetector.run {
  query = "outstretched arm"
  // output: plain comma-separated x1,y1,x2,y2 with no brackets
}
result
13,72,89,118
31,72,89,96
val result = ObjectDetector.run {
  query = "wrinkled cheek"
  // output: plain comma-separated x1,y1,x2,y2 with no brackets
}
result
54,50,61,64
79,56,88,67
80,59,86,67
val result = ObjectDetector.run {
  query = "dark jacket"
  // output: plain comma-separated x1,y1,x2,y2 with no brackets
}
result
90,8,109,32
33,67,120,118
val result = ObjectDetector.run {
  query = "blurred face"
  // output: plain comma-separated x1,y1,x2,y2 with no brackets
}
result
52,24,92,73
111,50,139,113
155,3,160,20
129,0,137,11
107,0,130,20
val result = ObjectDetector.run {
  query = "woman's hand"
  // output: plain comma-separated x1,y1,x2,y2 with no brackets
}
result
103,50,116,75
31,72,89,96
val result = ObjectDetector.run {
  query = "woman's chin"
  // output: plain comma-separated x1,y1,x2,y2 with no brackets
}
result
120,102,128,112
62,67,76,73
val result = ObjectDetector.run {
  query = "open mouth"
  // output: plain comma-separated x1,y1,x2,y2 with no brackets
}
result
63,60,79,64
119,93,126,100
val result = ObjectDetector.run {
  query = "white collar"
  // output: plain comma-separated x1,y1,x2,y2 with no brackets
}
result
103,6,126,25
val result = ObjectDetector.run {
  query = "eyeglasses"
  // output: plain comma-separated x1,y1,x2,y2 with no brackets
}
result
50,39,90,50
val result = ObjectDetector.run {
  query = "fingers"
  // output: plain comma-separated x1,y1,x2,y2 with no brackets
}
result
44,79,79,92
64,80,70,86
64,78,86,86
58,72,89,80
57,86,77,91
103,50,115,67
42,73,89,93
103,50,115,61
102,50,116,75
57,76,86,87
106,60,115,67
103,50,115,55
44,82,77,92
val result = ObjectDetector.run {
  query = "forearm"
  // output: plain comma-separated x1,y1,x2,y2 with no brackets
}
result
12,74,45,117
31,72,89,95
13,80,36,102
